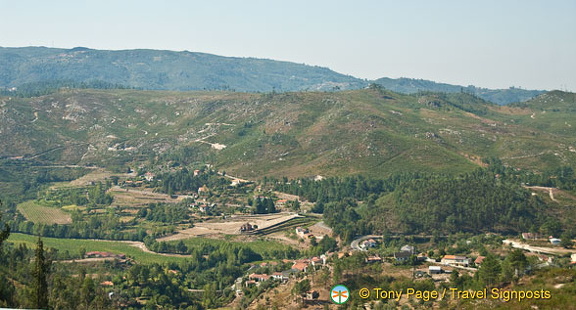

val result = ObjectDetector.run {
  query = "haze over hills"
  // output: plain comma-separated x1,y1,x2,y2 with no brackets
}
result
0,46,545,104
1,87,574,178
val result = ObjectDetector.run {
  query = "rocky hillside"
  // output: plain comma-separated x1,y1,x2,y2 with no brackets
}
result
1,88,574,178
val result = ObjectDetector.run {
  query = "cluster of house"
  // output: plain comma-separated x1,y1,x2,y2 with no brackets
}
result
522,232,563,245
235,256,328,294
189,201,216,213
295,227,316,240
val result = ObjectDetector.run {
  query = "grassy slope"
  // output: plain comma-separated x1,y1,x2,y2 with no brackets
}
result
7,233,187,264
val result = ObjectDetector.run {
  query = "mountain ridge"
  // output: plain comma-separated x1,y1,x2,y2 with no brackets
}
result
1,46,544,104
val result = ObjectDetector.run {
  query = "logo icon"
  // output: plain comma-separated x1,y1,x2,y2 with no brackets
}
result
330,285,350,304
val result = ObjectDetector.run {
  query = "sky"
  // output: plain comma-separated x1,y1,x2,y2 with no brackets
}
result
1,0,575,91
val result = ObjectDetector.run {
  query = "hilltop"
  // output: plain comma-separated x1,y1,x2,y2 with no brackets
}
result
0,46,364,92
1,46,543,104
1,87,574,178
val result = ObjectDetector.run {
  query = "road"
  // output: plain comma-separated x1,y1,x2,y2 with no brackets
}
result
502,239,576,256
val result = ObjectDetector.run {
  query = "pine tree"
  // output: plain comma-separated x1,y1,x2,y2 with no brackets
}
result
478,254,501,287
33,237,50,309
0,201,10,247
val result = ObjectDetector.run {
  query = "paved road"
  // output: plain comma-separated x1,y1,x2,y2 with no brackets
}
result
503,239,576,256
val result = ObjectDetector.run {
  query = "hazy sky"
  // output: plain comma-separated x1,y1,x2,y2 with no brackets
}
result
1,0,575,91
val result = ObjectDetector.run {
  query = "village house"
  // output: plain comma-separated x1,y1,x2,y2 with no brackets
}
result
292,261,309,272
310,257,323,267
400,245,415,253
441,255,471,267
198,203,215,213
304,290,320,300
549,238,561,245
275,199,288,208
360,239,377,249
522,232,540,240
248,273,271,282
474,256,486,266
365,255,383,263
198,185,210,196
295,226,310,237
416,252,428,261
271,272,289,282
144,172,156,181
393,251,411,262
240,223,254,232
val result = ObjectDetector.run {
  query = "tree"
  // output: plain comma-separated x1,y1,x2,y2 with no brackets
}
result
507,249,528,276
292,279,311,295
478,254,501,287
560,232,573,249
33,237,51,309
0,201,10,247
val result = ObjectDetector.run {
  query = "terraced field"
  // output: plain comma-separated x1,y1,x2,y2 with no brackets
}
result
17,201,72,224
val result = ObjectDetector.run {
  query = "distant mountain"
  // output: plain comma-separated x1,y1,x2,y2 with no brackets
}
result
0,46,545,104
373,77,545,105
0,46,365,92
1,87,574,178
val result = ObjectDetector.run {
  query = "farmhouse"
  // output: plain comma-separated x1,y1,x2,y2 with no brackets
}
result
144,172,156,181
360,239,377,249
394,251,411,262
365,255,383,263
400,245,415,253
522,232,540,240
474,256,486,266
240,223,254,232
295,226,309,237
248,273,271,282
441,255,471,267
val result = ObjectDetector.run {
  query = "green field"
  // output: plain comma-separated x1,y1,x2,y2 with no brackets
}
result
7,233,295,264
173,237,295,256
7,233,188,264
17,201,72,224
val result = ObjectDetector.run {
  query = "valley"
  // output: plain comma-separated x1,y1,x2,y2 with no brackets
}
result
1,87,576,309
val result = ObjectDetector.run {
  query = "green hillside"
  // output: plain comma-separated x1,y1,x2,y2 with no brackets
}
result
0,88,574,178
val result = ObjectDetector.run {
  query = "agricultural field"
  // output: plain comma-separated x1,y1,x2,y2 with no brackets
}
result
7,233,188,264
17,200,72,224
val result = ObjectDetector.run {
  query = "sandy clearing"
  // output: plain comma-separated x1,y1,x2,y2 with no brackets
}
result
157,213,301,241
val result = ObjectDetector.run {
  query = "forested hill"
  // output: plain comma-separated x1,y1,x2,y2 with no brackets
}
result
374,77,545,105
0,87,575,179
0,46,364,92
0,46,543,104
